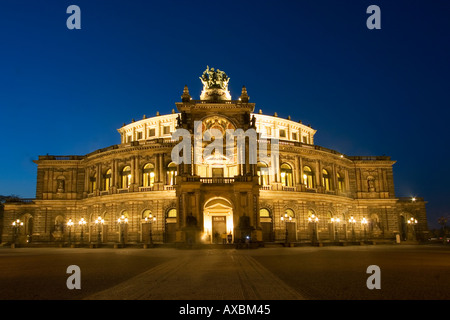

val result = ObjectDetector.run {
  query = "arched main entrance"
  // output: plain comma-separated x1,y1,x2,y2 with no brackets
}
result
203,197,234,244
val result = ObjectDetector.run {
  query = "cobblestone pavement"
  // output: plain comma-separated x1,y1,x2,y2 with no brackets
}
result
0,245,449,300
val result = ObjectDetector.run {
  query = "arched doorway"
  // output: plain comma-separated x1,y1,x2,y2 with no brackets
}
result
165,208,177,243
260,208,273,242
400,215,407,241
203,197,234,244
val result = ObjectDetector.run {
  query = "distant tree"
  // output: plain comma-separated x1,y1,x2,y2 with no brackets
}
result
0,195,20,204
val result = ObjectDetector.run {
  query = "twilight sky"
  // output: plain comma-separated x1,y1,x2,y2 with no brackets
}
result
0,0,449,228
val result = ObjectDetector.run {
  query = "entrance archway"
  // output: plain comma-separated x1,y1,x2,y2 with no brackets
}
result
203,197,234,244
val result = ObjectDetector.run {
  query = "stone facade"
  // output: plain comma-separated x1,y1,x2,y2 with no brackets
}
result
1,68,428,246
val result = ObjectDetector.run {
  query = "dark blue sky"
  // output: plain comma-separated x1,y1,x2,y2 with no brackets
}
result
1,0,449,228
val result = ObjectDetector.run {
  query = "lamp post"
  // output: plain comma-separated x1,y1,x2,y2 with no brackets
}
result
331,217,340,242
407,217,418,241
12,219,23,246
95,216,104,246
308,214,319,245
281,213,292,245
144,214,156,247
349,216,356,242
67,218,74,245
118,215,128,246
361,217,368,242
78,217,86,245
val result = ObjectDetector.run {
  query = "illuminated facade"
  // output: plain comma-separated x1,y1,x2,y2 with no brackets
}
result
1,67,428,246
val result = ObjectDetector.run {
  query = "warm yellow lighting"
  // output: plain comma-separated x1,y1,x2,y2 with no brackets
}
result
79,217,86,225
67,218,74,227
349,216,356,223
361,217,367,225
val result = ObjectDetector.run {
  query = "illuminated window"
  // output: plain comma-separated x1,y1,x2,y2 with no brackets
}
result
121,166,132,188
285,209,295,218
281,163,293,187
303,166,314,188
167,162,177,185
142,209,152,219
257,162,269,186
260,208,270,217
104,169,112,191
322,169,331,191
167,208,177,218
143,163,155,187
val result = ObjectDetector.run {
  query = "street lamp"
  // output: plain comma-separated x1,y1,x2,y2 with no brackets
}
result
78,217,87,245
349,216,356,241
361,217,368,242
331,217,340,242
308,214,319,244
67,218,74,245
12,219,23,246
407,217,418,241
144,214,157,246
118,215,128,246
281,213,292,245
95,216,104,246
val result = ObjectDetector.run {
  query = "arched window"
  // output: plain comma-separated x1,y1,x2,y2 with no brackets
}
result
322,169,331,191
280,163,293,187
307,209,317,220
257,162,269,186
120,210,129,219
143,163,155,187
167,162,177,185
260,208,271,217
285,208,295,218
167,208,177,218
121,166,132,188
303,166,314,188
142,209,153,219
104,169,112,191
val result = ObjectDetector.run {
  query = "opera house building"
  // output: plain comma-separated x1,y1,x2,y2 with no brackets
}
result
1,67,428,247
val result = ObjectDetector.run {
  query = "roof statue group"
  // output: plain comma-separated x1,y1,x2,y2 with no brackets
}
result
200,66,230,90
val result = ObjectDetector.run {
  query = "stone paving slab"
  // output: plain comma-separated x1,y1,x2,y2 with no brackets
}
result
85,249,306,300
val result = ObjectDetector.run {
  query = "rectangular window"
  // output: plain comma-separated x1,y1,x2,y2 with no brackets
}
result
302,136,308,144
163,126,170,135
279,129,286,138
149,128,156,137
127,135,132,143
292,132,298,141
212,168,224,177
137,131,143,140
265,127,272,136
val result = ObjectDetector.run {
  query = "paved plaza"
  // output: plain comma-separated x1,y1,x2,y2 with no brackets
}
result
0,244,449,300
